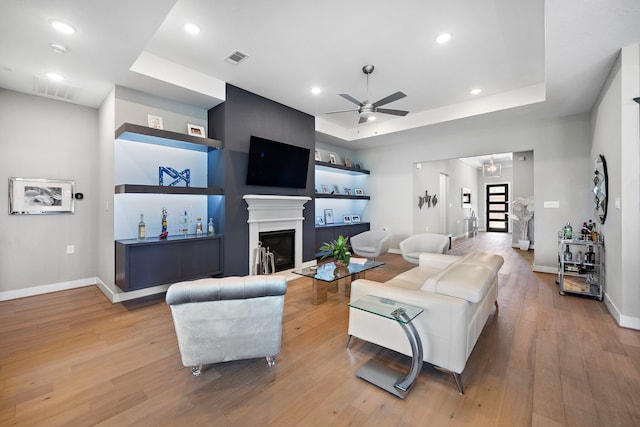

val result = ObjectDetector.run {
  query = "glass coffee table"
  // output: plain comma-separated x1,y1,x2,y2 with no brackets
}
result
293,260,384,305
348,295,424,399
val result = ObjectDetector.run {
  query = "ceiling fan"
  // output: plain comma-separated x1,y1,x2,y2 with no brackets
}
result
325,64,409,124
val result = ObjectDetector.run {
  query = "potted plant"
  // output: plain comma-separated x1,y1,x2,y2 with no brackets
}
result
509,196,534,250
319,234,351,267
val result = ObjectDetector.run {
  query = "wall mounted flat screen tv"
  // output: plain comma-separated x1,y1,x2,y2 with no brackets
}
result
246,135,310,189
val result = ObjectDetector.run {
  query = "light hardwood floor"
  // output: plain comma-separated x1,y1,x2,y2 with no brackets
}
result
2,232,639,426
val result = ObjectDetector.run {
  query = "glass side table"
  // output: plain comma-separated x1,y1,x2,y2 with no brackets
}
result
293,261,384,305
348,295,424,399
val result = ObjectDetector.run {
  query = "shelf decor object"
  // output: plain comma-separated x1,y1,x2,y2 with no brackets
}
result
187,124,205,138
9,177,75,214
159,166,191,187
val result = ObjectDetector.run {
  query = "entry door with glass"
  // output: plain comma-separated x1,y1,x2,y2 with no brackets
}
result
486,184,509,232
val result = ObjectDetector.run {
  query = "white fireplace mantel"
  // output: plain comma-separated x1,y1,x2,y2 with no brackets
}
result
244,194,311,273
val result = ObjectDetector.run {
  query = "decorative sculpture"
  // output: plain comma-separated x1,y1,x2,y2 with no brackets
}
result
159,166,190,187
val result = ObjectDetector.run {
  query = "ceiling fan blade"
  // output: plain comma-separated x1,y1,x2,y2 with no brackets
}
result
376,108,409,116
358,116,368,124
325,108,359,115
372,91,406,108
339,93,364,106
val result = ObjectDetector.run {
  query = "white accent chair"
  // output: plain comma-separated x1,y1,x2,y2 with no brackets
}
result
399,233,450,264
166,275,287,376
350,230,392,260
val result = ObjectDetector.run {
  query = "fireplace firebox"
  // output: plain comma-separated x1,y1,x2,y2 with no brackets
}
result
258,229,295,272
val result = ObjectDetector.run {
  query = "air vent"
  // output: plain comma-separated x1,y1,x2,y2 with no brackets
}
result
33,75,81,102
225,50,249,65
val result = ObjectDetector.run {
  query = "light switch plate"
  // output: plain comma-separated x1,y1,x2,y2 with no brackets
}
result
544,201,560,208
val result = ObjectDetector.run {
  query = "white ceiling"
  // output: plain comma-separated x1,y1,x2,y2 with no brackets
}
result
1,0,639,146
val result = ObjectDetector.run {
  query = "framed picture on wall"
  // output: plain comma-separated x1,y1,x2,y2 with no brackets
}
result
321,184,329,193
9,177,75,214
315,149,322,161
329,153,337,164
354,188,364,196
331,184,340,194
343,215,352,224
324,209,334,224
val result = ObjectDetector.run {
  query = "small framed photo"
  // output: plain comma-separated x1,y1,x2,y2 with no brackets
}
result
187,124,206,138
332,184,340,194
147,114,164,129
344,188,352,195
345,157,352,167
343,215,352,224
315,149,322,161
354,188,364,196
329,153,337,164
351,215,361,223
324,209,334,224
9,177,75,214
321,184,329,193
316,216,325,226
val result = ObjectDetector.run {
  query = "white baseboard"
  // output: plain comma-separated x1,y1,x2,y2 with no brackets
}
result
95,277,170,303
0,277,96,301
604,292,640,330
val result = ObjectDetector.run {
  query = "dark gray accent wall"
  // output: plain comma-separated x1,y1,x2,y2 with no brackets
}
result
208,85,316,276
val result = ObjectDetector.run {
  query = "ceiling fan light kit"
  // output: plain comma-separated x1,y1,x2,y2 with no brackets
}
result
325,64,409,124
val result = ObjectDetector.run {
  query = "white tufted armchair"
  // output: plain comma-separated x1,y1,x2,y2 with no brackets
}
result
166,275,287,376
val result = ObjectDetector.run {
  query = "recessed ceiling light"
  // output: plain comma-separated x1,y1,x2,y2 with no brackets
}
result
50,20,76,35
184,23,200,35
470,88,482,95
45,72,64,81
436,33,451,44
311,87,321,95
49,43,68,54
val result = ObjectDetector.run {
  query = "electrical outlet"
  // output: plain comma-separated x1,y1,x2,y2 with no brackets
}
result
66,245,75,254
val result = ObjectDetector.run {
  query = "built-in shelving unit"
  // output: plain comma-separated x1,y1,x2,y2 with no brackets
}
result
114,122,225,291
314,159,371,252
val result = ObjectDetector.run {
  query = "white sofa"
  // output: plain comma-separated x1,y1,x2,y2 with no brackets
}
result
347,252,503,394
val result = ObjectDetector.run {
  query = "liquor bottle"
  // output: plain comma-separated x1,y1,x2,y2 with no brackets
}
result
138,214,146,240
196,218,203,237
564,244,572,261
563,222,573,240
208,218,215,235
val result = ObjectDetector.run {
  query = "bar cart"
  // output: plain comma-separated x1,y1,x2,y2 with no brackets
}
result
556,232,604,300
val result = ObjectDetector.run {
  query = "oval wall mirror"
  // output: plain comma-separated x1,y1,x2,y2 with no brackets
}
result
593,154,608,224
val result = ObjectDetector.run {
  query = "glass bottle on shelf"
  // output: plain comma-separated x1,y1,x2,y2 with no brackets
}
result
137,214,145,240
585,245,595,264
196,218,203,237
208,218,215,235
564,244,573,261
563,222,573,239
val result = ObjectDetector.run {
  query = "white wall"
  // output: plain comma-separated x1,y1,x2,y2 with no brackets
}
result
591,45,640,328
0,89,99,296
355,113,591,271
412,159,478,239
